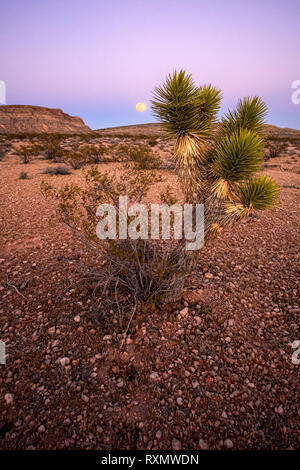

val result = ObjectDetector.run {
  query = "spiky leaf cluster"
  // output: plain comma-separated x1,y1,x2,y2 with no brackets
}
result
151,70,278,241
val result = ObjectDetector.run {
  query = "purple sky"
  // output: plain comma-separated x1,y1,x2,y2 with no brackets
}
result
1,0,299,129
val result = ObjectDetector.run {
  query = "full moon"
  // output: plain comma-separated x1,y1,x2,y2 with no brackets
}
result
136,102,146,112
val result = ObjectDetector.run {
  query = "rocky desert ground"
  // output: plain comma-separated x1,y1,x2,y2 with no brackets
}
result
0,127,299,450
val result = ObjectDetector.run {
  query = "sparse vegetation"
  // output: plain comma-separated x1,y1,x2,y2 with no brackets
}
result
42,165,71,175
63,150,88,169
1,111,299,452
16,144,41,164
18,171,29,179
129,144,162,170
80,144,107,163
0,143,9,160
41,163,190,325
265,139,288,160
42,136,64,161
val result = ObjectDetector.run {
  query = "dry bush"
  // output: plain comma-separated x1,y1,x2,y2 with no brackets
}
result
19,171,29,179
80,144,107,163
265,139,288,160
16,144,41,164
42,136,64,161
115,143,135,161
41,164,188,332
129,144,162,170
0,142,10,160
42,165,71,175
148,137,158,147
63,150,88,169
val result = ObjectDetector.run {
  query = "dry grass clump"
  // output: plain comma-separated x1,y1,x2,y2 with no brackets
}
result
18,170,29,179
42,165,71,175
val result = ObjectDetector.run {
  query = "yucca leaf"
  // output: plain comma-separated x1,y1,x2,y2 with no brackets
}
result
212,128,264,183
221,96,267,136
193,84,222,137
151,70,197,138
151,71,221,141
236,175,279,210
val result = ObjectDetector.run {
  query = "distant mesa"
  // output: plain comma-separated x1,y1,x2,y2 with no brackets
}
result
0,105,91,134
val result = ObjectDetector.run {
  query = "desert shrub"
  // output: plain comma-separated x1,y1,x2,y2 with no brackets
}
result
42,165,71,175
16,144,40,164
148,137,158,147
114,143,162,168
160,185,178,205
265,139,288,160
129,144,162,170
80,144,106,163
63,150,88,169
42,136,64,161
0,143,10,160
114,143,134,161
41,164,189,330
19,171,29,179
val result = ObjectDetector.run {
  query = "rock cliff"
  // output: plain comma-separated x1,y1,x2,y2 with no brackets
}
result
0,105,91,133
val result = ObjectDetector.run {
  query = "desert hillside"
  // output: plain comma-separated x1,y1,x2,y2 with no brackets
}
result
97,122,300,140
0,105,91,134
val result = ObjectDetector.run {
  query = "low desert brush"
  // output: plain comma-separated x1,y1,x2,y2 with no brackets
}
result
265,139,288,160
16,144,42,164
42,164,188,330
63,149,88,169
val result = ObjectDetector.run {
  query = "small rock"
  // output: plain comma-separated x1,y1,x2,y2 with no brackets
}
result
172,438,181,450
4,393,14,405
179,307,188,317
224,439,233,449
117,379,124,388
150,372,159,381
103,335,112,341
58,357,70,367
199,439,209,450
177,397,183,406
156,430,162,439
74,315,81,323
48,327,55,335
38,425,45,433
276,405,284,415
205,272,213,279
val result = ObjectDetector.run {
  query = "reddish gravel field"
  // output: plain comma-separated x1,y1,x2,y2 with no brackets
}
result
0,141,299,450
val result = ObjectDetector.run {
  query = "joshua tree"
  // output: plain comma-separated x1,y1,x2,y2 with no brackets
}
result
151,70,278,242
